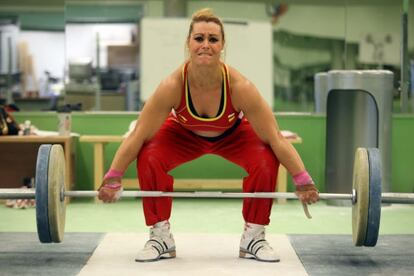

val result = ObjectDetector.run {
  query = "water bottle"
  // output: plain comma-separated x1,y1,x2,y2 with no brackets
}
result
23,120,31,135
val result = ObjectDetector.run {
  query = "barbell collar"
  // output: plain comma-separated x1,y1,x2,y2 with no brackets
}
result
352,188,357,204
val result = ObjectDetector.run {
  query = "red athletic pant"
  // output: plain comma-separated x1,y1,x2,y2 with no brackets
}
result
137,117,280,226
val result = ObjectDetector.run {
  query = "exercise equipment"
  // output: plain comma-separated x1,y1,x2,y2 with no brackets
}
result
1,144,413,246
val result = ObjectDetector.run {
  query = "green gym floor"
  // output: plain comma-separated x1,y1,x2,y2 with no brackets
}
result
1,199,414,276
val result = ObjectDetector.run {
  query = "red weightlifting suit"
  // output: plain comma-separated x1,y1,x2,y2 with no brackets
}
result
137,62,280,226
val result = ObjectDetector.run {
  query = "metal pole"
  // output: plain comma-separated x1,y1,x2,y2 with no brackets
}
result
381,192,414,204
6,36,13,104
400,0,410,112
95,32,101,111
0,189,36,199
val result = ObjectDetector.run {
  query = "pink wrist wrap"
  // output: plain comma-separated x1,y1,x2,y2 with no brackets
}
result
104,169,124,180
103,183,122,189
293,171,313,186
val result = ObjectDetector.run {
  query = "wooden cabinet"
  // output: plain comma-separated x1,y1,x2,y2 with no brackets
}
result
0,136,75,192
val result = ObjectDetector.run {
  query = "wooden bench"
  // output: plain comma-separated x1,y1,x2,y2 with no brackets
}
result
80,134,302,203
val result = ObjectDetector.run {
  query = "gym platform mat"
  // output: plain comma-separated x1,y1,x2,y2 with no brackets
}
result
1,233,413,275
0,232,103,276
289,234,414,276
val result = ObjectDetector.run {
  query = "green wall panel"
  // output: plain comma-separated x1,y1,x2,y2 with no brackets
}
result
0,12,64,31
65,4,143,23
391,115,414,193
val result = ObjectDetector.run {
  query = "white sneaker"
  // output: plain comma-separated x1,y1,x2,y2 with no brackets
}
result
239,223,280,262
135,221,176,262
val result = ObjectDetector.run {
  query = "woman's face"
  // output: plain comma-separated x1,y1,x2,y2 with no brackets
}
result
187,21,224,66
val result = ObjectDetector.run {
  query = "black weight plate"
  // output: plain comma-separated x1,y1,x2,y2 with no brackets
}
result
364,148,382,246
35,144,52,243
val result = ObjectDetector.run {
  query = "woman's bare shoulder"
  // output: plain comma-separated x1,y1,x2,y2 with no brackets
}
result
159,66,183,89
226,65,252,89
226,64,261,111
155,65,184,108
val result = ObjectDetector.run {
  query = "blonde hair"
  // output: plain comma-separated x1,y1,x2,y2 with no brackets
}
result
187,8,225,42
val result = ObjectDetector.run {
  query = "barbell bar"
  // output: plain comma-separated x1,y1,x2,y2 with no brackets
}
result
2,189,414,203
1,144,413,247
0,189,351,200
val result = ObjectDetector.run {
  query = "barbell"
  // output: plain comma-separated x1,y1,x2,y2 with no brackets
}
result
1,144,413,246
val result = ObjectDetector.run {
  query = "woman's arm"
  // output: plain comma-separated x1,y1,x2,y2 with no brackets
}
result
108,73,181,173
231,71,318,205
231,71,305,176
